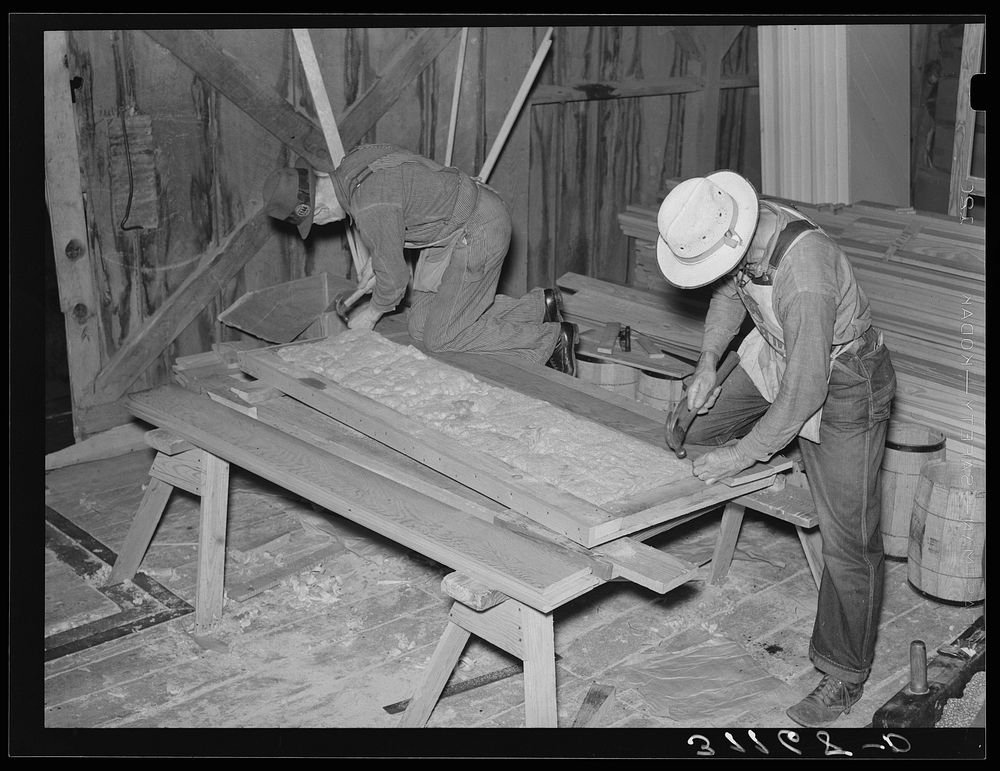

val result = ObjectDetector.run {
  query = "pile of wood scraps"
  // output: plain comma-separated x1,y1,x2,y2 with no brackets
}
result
618,195,986,463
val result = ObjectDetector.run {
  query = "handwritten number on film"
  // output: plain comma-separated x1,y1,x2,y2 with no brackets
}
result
688,730,910,756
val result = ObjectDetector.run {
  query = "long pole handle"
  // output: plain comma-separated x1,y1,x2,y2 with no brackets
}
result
477,27,553,184
293,28,369,280
445,28,469,167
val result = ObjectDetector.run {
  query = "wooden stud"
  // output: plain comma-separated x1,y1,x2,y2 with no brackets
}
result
194,452,230,635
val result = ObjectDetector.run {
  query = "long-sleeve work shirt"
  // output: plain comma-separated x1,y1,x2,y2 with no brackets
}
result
701,227,871,461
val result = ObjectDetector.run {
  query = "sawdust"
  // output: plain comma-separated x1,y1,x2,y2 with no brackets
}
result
279,330,692,506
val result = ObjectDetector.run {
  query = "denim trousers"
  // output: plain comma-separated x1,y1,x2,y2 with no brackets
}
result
686,327,897,684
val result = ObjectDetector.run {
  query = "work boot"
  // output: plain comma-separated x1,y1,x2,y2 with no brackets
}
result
543,287,565,324
786,675,864,727
545,322,578,377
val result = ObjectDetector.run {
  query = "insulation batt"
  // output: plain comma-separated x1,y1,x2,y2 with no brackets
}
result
278,329,692,506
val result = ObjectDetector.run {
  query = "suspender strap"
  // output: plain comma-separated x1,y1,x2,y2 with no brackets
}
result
750,218,818,285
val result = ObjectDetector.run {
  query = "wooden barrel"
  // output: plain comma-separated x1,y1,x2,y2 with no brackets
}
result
576,354,637,399
635,370,684,414
907,460,986,603
880,423,947,557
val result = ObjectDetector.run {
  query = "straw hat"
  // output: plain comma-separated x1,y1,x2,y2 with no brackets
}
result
262,157,317,238
655,171,759,288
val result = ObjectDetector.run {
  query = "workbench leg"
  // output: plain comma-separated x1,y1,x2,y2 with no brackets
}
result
399,620,471,727
520,604,557,728
797,525,825,589
710,501,746,585
107,476,174,585
194,453,230,635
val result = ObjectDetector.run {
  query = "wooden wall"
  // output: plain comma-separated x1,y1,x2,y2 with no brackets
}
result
45,24,760,441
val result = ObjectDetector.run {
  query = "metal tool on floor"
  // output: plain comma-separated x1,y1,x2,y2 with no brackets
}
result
664,350,740,459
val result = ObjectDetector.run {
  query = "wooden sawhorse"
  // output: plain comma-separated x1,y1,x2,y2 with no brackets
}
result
401,572,562,727
107,429,230,635
710,471,824,589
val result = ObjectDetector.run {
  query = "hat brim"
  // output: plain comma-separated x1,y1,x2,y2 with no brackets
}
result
656,170,759,288
293,157,317,239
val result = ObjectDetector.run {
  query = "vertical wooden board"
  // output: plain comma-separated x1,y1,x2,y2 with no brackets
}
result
593,25,637,285
45,30,105,434
486,27,535,297
556,27,599,282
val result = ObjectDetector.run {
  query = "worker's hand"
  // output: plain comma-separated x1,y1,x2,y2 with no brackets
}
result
687,361,722,414
693,445,753,485
347,302,382,331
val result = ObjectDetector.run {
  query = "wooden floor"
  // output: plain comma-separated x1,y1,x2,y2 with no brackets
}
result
41,443,985,746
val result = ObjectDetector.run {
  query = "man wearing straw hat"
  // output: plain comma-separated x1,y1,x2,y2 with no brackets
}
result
655,171,897,727
261,144,578,375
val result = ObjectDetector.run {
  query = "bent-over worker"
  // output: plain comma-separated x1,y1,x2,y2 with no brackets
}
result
655,171,896,727
262,144,577,375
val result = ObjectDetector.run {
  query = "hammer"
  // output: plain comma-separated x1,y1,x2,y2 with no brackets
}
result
330,273,377,326
664,350,740,459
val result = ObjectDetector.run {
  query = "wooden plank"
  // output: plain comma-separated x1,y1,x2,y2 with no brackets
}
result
125,386,601,612
252,395,683,591
593,539,697,595
239,346,622,547
44,421,152,471
43,31,103,433
92,209,274,402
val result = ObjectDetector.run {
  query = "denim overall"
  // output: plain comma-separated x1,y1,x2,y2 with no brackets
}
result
687,203,897,684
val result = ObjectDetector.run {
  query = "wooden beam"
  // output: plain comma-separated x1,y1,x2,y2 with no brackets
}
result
91,209,274,401
43,31,103,429
44,421,152,471
143,29,334,171
530,75,758,106
145,28,459,173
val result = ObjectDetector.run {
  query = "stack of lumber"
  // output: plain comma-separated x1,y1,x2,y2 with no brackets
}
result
617,195,986,463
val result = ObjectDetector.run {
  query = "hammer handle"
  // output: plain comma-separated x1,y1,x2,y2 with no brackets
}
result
668,350,740,456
